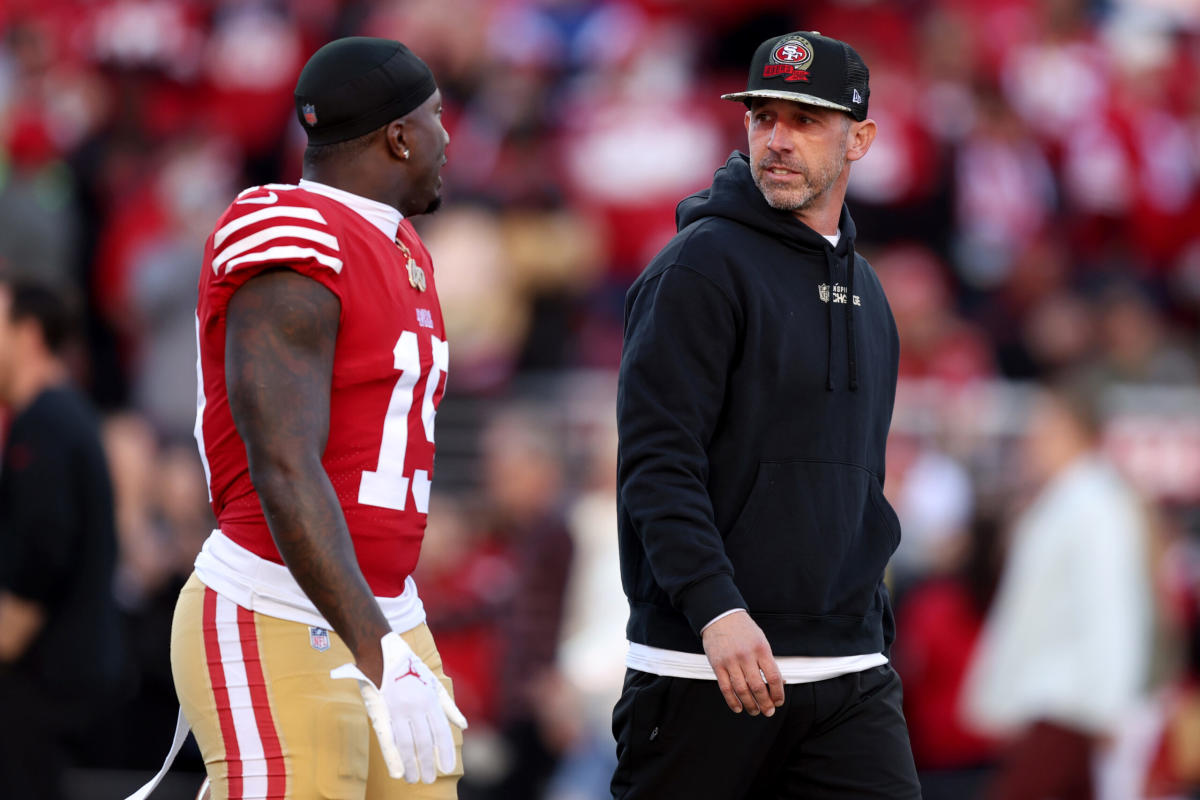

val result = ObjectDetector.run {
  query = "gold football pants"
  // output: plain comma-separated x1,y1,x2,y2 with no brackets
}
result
171,574,462,800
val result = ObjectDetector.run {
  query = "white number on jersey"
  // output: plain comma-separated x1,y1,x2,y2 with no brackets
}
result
358,331,447,513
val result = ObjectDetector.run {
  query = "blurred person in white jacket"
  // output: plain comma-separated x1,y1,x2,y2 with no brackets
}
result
963,378,1153,800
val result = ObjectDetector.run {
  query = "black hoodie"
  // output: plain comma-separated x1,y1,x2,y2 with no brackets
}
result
616,151,901,657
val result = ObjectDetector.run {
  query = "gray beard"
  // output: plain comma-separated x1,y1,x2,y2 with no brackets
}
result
758,181,816,211
753,160,845,213
753,170,821,212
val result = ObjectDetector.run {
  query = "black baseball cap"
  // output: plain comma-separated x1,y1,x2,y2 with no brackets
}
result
295,37,437,146
721,31,870,121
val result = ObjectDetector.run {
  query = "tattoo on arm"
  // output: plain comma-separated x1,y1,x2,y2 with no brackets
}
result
226,269,389,682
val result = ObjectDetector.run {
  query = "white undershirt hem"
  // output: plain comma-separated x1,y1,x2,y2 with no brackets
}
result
193,529,427,634
701,607,747,633
626,641,887,684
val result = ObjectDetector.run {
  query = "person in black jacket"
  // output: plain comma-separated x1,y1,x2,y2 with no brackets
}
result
0,280,121,799
612,32,920,799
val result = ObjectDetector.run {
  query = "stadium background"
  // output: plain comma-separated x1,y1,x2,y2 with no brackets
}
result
2,0,1200,798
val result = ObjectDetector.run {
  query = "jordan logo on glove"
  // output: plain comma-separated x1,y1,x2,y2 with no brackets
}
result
396,659,426,686
331,632,468,784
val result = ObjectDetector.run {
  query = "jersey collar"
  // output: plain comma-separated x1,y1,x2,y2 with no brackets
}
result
298,179,403,240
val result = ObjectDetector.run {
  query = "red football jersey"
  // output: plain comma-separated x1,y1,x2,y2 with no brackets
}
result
194,183,448,596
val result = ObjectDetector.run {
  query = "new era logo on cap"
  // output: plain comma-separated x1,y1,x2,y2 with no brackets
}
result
721,31,870,122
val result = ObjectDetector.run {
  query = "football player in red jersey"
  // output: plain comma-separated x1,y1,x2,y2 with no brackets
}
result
166,38,465,800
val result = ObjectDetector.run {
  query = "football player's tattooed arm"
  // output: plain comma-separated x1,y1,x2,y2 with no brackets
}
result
226,269,389,685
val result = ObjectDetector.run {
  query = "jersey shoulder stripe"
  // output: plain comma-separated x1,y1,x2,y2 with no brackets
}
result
225,245,344,274
206,185,374,280
212,225,340,275
233,182,298,201
214,206,327,249
211,185,346,278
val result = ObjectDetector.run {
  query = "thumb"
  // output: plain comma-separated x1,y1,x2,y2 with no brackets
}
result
437,683,468,729
331,669,407,780
329,663,368,683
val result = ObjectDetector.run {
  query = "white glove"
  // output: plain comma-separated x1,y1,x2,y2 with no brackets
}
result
331,632,468,783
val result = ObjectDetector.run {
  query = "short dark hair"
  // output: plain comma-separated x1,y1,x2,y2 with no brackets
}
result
6,281,76,355
302,124,385,170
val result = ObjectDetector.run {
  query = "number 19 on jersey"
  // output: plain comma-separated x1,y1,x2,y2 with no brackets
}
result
358,331,448,514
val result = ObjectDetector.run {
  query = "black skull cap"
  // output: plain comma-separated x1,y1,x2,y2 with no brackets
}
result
295,37,437,146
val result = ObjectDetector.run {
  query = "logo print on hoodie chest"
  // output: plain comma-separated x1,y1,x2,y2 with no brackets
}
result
818,283,861,306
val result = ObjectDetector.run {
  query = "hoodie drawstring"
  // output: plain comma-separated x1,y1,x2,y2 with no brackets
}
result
824,248,836,391
823,243,859,392
846,242,859,391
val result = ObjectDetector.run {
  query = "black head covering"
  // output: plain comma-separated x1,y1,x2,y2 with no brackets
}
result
721,31,869,121
295,37,437,146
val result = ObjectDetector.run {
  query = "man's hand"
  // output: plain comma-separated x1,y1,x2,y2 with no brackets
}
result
332,632,467,784
0,591,45,662
701,610,785,716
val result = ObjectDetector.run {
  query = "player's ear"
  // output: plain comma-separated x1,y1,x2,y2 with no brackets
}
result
384,119,410,162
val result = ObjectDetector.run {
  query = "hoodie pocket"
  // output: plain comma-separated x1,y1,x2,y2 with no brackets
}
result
723,460,899,618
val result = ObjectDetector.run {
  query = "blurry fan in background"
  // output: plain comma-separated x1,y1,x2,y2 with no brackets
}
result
963,377,1154,800
892,513,1002,800
466,406,575,800
0,279,121,799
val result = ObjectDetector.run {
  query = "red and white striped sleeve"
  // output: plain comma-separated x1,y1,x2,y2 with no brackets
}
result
207,185,344,295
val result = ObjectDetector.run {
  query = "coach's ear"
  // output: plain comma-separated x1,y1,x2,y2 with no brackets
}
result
846,118,876,163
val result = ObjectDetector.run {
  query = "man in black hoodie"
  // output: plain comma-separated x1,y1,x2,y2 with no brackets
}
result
613,32,921,799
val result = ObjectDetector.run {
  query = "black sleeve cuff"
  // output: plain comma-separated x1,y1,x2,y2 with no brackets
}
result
678,572,747,637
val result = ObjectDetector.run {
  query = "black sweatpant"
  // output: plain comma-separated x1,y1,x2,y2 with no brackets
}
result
611,664,921,800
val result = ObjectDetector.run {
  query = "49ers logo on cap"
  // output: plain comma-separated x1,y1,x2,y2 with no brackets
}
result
764,36,814,83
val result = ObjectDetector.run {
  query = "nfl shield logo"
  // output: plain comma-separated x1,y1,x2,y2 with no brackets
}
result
309,626,331,652
302,103,318,126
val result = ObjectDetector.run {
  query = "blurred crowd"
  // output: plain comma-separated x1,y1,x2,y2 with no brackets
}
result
2,0,1200,797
